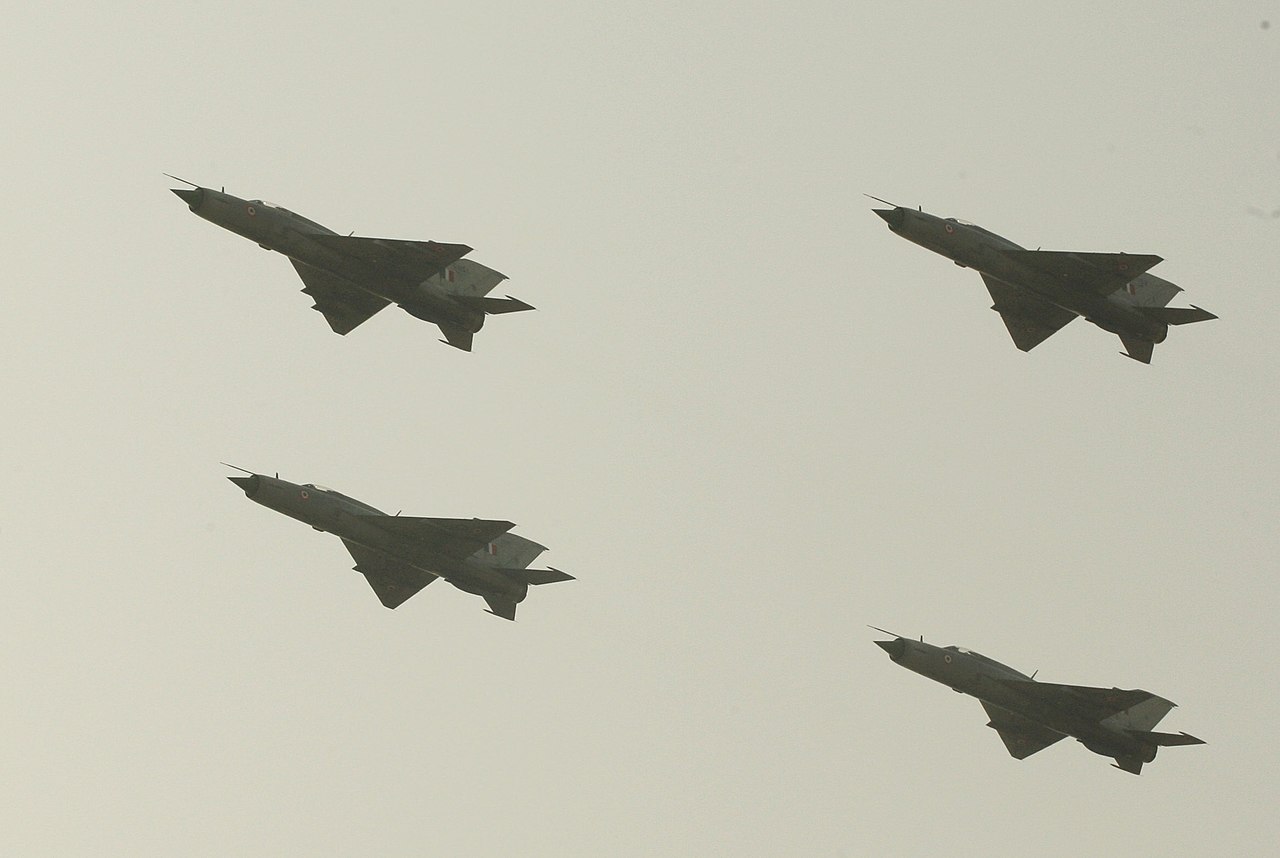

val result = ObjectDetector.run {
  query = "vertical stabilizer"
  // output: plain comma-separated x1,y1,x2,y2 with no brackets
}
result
1113,272,1183,308
474,533,548,569
1101,693,1176,732
429,259,508,297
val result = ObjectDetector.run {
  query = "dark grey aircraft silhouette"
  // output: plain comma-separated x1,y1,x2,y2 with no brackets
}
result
171,177,532,350
870,198,1215,363
872,630,1204,774
228,470,572,619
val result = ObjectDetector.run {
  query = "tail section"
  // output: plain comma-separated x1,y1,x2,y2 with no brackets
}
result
1118,335,1155,364
437,325,474,351
1114,273,1183,308
496,567,575,586
452,295,536,314
480,566,574,621
1113,730,1205,775
430,259,508,297
1138,305,1218,326
475,533,548,569
1100,693,1176,732
1128,730,1206,747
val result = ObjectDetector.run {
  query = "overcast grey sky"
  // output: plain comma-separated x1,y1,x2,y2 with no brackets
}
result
3,2,1278,855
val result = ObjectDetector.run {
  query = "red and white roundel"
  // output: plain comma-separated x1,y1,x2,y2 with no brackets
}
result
944,223,955,234
300,489,309,500
246,204,257,217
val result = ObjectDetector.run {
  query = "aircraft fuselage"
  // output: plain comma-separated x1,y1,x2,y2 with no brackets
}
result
877,206,1169,344
175,186,483,334
228,473,527,605
878,637,1164,766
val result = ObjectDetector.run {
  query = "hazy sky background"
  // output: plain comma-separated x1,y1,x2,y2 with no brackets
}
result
4,3,1277,855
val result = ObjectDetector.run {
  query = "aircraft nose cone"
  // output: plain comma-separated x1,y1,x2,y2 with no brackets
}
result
171,187,204,209
874,208,904,230
876,638,906,661
228,474,259,498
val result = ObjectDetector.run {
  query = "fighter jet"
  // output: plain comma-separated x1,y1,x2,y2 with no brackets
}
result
870,198,1216,363
170,177,533,350
872,630,1204,774
227,469,573,619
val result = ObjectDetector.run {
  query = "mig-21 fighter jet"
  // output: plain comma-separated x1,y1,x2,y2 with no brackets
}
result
870,197,1216,363
872,629,1204,774
227,469,573,619
170,177,533,350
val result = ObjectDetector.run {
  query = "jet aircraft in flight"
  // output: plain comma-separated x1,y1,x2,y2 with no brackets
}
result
227,469,572,619
872,629,1204,774
870,197,1215,363
171,177,532,350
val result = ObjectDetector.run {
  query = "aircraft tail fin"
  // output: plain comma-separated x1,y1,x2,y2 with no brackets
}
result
1112,755,1147,775
430,259,508,297
1118,335,1155,364
437,325,474,351
1113,273,1183,308
1138,305,1218,326
1100,692,1176,732
483,595,519,620
474,533,548,569
1112,730,1204,775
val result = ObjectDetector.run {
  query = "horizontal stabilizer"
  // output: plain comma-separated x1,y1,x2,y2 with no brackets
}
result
1129,730,1206,747
452,295,536,315
1138,305,1217,325
495,567,574,586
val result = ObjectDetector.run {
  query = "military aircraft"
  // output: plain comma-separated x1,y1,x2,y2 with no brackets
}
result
170,176,533,350
872,629,1204,774
869,197,1216,363
227,468,573,619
